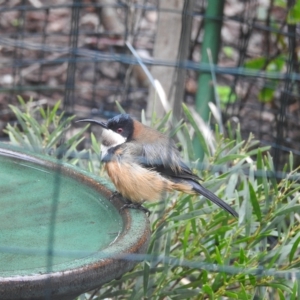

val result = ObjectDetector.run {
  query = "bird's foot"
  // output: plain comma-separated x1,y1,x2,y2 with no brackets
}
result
120,203,151,216
109,191,121,201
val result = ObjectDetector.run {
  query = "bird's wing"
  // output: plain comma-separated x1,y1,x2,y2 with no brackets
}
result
119,139,201,182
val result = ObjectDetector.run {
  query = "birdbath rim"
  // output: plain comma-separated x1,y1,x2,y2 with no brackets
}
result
0,143,151,300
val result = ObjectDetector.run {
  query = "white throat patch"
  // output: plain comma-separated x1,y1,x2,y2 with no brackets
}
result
100,129,126,159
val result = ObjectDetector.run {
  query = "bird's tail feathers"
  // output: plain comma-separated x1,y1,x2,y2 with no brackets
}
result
190,181,238,218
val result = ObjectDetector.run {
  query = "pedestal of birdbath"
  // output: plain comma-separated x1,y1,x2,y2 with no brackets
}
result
0,144,150,300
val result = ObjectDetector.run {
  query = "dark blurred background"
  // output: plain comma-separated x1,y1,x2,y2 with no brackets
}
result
0,0,299,170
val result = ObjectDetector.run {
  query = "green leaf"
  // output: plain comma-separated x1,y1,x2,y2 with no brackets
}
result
168,120,184,138
275,204,300,216
87,159,94,173
224,140,245,156
222,46,234,58
247,147,271,157
256,149,263,189
224,291,239,299
49,100,61,123
180,124,194,161
267,56,285,72
237,284,250,300
258,86,274,103
225,173,238,199
169,208,213,222
182,103,210,156
248,274,256,285
143,261,150,297
266,282,293,294
249,181,262,221
39,106,46,119
217,86,237,106
214,154,246,165
115,101,126,113
182,221,190,256
91,132,101,155
277,288,285,300
161,289,203,298
239,248,246,264
291,280,299,300
287,0,300,24
289,236,300,263
17,95,26,106
8,105,27,132
214,246,223,265
274,0,286,8
65,125,89,149
244,57,266,70
202,284,214,298
264,153,278,195
6,126,26,146
156,110,172,131
214,140,236,159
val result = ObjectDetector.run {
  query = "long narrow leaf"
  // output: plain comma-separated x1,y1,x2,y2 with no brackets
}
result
182,103,210,156
249,181,262,221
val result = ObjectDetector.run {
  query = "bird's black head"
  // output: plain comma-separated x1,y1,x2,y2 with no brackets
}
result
106,114,134,140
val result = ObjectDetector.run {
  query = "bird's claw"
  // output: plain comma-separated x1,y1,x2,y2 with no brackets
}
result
120,203,151,216
109,191,121,201
111,192,151,215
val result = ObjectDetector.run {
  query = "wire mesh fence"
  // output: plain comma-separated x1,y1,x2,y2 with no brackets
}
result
0,0,299,169
1,0,300,299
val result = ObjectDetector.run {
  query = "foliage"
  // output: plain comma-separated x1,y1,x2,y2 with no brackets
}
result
87,107,300,300
287,0,300,25
3,97,89,163
239,1,299,104
5,99,300,299
244,56,286,103
216,86,237,108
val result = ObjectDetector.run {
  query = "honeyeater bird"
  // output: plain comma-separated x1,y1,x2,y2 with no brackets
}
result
76,114,238,217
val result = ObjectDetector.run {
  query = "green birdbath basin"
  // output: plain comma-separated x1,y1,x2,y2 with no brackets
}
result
0,144,150,300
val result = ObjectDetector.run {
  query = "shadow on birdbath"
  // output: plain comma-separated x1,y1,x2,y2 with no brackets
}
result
0,143,151,300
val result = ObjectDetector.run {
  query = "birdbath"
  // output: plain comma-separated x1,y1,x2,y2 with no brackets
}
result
0,144,150,300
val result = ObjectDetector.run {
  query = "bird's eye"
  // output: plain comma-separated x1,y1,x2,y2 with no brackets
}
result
117,128,123,133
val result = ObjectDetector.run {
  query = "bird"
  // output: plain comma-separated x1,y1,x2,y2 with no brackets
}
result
76,114,238,218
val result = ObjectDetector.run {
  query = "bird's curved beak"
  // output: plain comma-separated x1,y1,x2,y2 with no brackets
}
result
76,118,126,149
75,119,108,129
